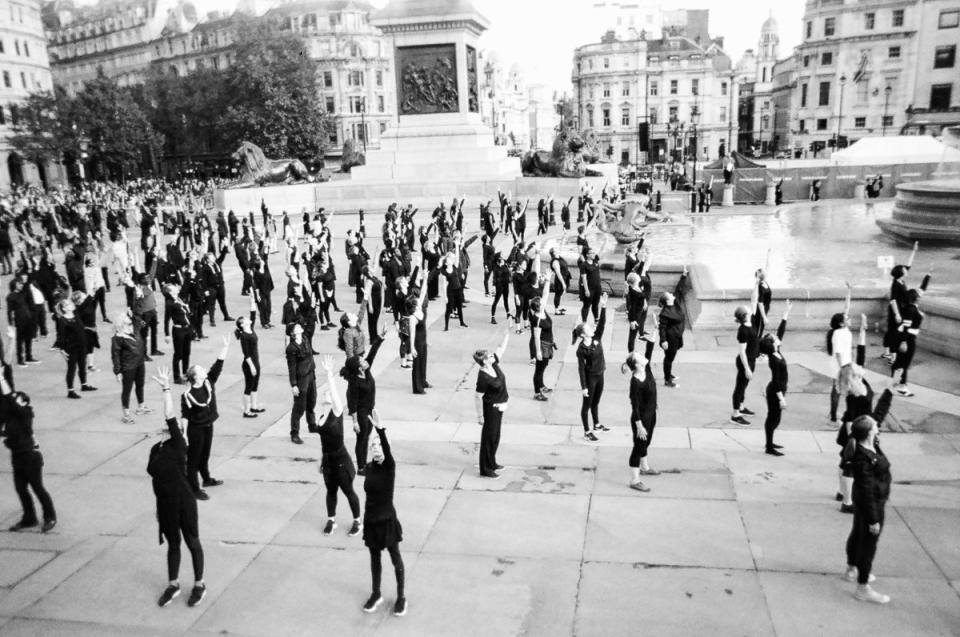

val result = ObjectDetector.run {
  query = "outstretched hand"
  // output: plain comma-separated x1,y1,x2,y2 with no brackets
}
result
152,366,171,389
319,354,334,375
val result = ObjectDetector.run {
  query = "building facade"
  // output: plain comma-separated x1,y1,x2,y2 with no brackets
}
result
479,55,559,151
1,0,61,189
572,12,737,168
735,16,781,155
43,0,396,160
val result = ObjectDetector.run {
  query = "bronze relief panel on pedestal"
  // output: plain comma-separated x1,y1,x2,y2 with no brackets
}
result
396,44,459,115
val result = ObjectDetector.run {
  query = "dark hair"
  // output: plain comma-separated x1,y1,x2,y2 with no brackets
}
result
341,356,362,378
758,333,777,356
530,296,542,314
233,317,245,341
620,353,639,374
890,265,906,279
843,415,876,461
826,312,846,354
906,289,920,305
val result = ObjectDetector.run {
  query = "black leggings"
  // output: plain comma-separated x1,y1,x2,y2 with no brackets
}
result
732,357,755,410
629,416,655,467
120,365,145,409
581,375,604,431
445,293,465,329
479,403,503,475
290,379,317,435
163,520,204,582
845,508,884,584
66,351,88,390
491,287,510,317
322,459,361,518
580,292,600,322
95,287,107,320
186,423,214,492
662,344,678,380
172,327,192,380
12,450,56,524
533,357,550,393
369,545,405,598
764,384,782,449
355,409,373,469
553,286,564,311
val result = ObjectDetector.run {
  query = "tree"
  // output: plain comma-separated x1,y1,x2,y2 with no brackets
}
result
217,21,329,163
137,66,228,159
9,87,82,168
74,69,163,180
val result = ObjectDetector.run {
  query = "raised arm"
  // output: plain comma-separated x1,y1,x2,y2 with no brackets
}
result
856,313,867,366
494,328,510,360
595,294,609,340
777,299,792,341
844,281,852,317
906,240,918,268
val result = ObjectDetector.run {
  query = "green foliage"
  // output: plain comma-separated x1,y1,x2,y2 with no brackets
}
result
138,65,228,158
8,87,82,165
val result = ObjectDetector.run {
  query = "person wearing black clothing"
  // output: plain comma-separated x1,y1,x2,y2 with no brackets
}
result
286,323,315,445
111,311,150,424
560,196,573,230
548,248,570,316
407,275,430,395
578,249,602,322
489,255,511,324
441,255,467,331
758,301,792,456
343,331,385,473
360,267,382,340
575,294,610,441
361,415,406,617
481,235,496,296
164,284,193,384
150,367,207,608
622,338,659,492
473,330,510,479
1,373,56,533
72,290,100,372
842,414,893,604
730,305,759,426
7,279,38,366
657,267,689,387
890,274,930,397
752,264,772,339
180,338,230,500
530,281,555,401
54,298,97,399
235,317,264,418
625,273,646,354
201,252,232,326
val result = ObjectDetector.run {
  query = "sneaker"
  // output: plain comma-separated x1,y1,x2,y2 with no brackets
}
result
42,518,56,532
323,519,337,536
8,520,38,532
122,414,135,424
739,407,755,416
362,593,382,613
665,380,678,388
243,411,257,418
135,406,153,415
25,358,40,364
854,585,890,605
194,489,210,501
251,407,266,413
67,391,81,399
840,503,855,514
845,567,876,583
187,584,207,607
80,384,98,392
348,520,362,537
593,424,610,432
629,481,650,492
584,432,599,442
534,392,548,401
393,597,407,617
765,447,784,457
158,584,181,607
480,471,500,479
202,478,223,488
291,433,304,445
151,350,165,356
541,387,553,394
895,385,914,397
16,362,28,368
730,416,750,426
87,366,100,372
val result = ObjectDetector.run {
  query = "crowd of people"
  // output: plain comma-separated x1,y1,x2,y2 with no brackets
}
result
0,177,934,613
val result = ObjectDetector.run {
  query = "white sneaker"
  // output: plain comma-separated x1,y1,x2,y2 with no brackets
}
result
844,567,876,583
895,384,914,397
855,585,890,604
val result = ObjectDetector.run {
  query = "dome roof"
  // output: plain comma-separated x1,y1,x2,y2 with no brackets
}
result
761,15,777,34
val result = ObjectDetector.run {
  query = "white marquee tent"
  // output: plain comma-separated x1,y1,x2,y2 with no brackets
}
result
831,135,960,165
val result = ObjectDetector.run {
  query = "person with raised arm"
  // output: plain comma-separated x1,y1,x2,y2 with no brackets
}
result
622,335,659,492
752,248,772,339
548,244,571,316
235,316,264,418
474,328,510,478
657,265,688,388
343,323,386,474
890,272,931,397
286,322,316,445
882,241,918,360
150,366,206,608
758,300,793,456
575,293,611,441
827,283,854,425
530,256,555,401
407,264,431,395
180,336,230,500
361,410,407,617
729,303,760,426
111,309,150,424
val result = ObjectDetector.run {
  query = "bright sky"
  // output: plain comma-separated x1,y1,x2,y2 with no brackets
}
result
75,0,804,95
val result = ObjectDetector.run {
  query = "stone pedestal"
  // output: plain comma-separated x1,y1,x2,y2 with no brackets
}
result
765,183,776,206
877,180,960,243
722,185,734,207
351,0,520,184
854,184,866,199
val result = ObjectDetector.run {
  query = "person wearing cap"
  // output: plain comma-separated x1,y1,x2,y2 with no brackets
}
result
286,322,316,445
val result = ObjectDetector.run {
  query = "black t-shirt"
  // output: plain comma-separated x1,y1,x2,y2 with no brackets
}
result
581,261,601,290
737,323,759,363
476,356,509,404
530,312,554,344
317,410,346,455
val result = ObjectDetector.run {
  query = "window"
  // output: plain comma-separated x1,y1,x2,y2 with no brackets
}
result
350,43,360,58
602,83,610,97
9,104,17,125
0,41,4,54
588,58,593,69
603,57,609,69
939,10,959,28
824,17,836,36
23,42,28,57
377,95,384,112
0,107,4,125
329,12,342,27
819,81,830,106
649,81,658,96
798,119,806,132
821,52,833,65
328,129,338,146
347,70,364,86
865,13,875,30
817,118,828,130
375,70,383,87
586,107,594,127
14,40,19,55
649,107,657,124
806,21,812,38
691,78,699,95
801,83,808,107
19,72,25,88
857,81,870,104
855,116,866,128
720,106,727,123
668,105,678,121
325,96,335,112
303,13,317,28
882,115,894,127
669,79,677,95
888,46,901,59
721,81,727,96
380,122,387,134
621,108,630,126
892,9,904,27
602,107,611,127
349,96,364,113
934,45,956,68
323,71,333,88
930,84,952,110
622,81,630,97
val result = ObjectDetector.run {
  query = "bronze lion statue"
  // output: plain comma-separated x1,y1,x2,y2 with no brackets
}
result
521,127,605,178
230,141,324,187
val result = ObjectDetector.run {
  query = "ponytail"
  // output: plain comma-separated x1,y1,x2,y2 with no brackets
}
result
842,435,858,463
337,326,346,351
826,328,835,356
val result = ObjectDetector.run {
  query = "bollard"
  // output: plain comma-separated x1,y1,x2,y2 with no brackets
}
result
722,185,734,207
854,184,866,200
765,183,776,206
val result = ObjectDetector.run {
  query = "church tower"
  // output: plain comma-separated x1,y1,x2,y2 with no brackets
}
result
756,13,779,84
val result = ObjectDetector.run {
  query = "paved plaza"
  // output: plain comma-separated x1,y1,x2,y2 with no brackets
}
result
0,208,958,637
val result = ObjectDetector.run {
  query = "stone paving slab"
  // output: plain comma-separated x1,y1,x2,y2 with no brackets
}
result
0,550,56,587
895,507,960,579
575,563,775,637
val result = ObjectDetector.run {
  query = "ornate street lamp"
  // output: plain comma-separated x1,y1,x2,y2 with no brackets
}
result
834,73,847,150
882,85,892,136
690,101,700,212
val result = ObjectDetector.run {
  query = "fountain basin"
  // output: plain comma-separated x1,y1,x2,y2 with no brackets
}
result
877,180,960,243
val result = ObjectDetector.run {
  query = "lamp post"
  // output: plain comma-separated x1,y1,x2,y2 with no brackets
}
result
690,102,700,213
882,85,892,136
834,73,847,151
359,97,367,153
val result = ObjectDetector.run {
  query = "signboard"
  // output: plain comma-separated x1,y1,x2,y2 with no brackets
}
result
877,255,894,270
